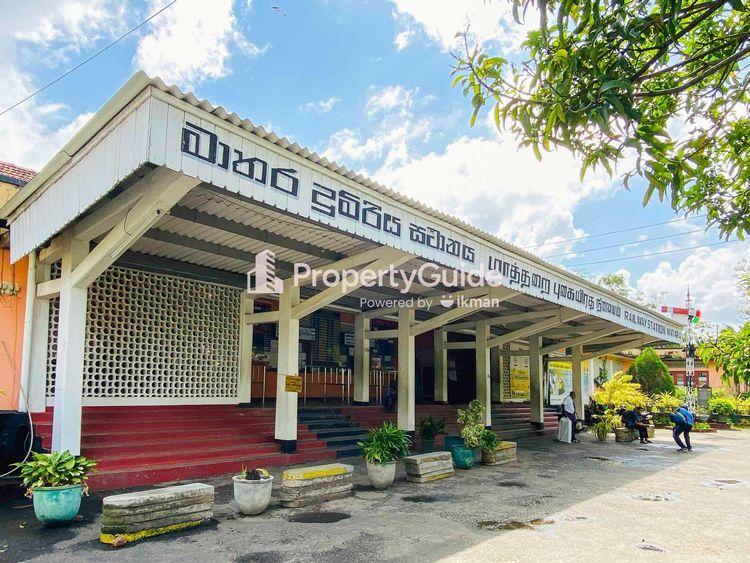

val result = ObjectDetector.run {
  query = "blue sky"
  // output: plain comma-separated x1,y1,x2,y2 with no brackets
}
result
1,0,747,324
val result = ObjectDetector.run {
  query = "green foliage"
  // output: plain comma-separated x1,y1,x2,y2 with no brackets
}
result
13,451,96,496
652,391,682,411
597,272,630,298
452,0,750,238
238,465,270,480
694,421,711,430
457,400,486,448
628,348,675,395
707,392,739,415
358,422,411,464
594,366,609,388
593,372,650,409
417,416,446,441
653,413,672,426
698,323,750,386
479,428,501,451
590,410,622,440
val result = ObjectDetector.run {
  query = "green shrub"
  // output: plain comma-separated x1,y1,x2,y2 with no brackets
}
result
457,400,485,448
627,348,675,395
708,393,739,416
479,428,500,451
13,451,97,496
651,392,681,411
358,422,411,464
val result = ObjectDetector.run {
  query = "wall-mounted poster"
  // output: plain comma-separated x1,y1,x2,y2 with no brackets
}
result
509,356,530,400
547,361,572,405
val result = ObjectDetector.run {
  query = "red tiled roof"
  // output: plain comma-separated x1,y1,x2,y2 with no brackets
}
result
0,161,36,185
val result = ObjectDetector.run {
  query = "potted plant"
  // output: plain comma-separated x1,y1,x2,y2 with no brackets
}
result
479,428,501,465
13,450,96,525
417,416,445,452
589,411,620,442
358,422,411,490
233,465,273,515
708,393,737,423
651,392,681,413
455,400,485,465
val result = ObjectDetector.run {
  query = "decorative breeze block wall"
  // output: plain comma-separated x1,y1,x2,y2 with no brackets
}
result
46,267,241,404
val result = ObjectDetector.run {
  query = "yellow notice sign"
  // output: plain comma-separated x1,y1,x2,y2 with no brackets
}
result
284,375,303,393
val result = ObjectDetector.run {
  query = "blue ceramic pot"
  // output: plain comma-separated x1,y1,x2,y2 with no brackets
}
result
32,484,83,524
451,446,475,469
444,435,464,451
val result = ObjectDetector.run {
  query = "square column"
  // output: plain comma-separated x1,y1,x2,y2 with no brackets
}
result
572,344,584,416
19,253,51,413
353,313,370,404
433,329,448,404
475,319,492,427
51,232,89,454
490,346,501,403
397,307,415,432
238,294,254,405
528,336,544,429
274,279,300,452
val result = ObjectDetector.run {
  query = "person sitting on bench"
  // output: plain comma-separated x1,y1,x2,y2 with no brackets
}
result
622,407,652,444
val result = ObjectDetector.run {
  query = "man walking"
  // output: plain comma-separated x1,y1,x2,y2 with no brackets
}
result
671,404,694,452
561,391,579,443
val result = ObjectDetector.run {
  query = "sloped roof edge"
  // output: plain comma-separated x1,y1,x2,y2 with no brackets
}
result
0,70,681,329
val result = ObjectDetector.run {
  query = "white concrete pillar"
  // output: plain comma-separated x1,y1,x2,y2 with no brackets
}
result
572,344,584,416
274,279,300,452
238,294,254,405
475,319,492,427
397,307,415,432
353,313,370,404
19,252,51,413
51,231,89,454
490,344,501,403
529,336,544,428
433,329,448,404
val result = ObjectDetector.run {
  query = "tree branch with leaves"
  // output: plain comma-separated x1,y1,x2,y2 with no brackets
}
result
452,0,750,238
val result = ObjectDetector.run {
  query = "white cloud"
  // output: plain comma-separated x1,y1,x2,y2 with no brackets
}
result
9,0,127,66
390,0,533,52
0,66,93,170
134,0,267,88
375,132,614,250
635,243,750,325
323,85,433,170
299,97,340,114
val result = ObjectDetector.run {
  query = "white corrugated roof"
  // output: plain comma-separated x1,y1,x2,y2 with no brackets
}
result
0,70,680,328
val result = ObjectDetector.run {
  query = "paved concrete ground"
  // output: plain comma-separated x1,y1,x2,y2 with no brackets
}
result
1,428,748,562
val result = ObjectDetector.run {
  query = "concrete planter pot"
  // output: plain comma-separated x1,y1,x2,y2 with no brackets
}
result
615,427,637,442
366,461,396,490
233,475,274,515
472,447,482,463
32,484,83,524
481,449,497,465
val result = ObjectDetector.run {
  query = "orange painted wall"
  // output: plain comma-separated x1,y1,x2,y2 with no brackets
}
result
0,248,27,411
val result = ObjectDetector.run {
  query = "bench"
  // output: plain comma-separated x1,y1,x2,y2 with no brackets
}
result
614,427,638,442
280,463,354,507
483,441,517,465
404,451,454,483
100,483,214,545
